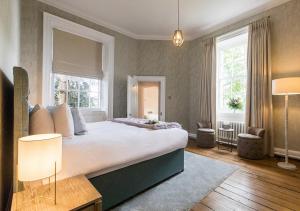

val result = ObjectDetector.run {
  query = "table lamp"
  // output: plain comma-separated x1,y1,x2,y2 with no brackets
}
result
272,77,300,170
18,134,62,204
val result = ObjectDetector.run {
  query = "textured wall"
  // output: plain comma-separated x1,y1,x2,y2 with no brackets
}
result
189,0,300,151
0,0,20,81
20,0,138,118
136,41,190,129
0,0,20,209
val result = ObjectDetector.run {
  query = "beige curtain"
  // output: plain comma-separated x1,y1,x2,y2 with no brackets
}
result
246,17,273,156
199,38,216,128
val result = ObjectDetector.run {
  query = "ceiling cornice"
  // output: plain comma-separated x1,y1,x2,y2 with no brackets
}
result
38,0,291,41
38,0,140,39
37,0,192,40
187,0,292,40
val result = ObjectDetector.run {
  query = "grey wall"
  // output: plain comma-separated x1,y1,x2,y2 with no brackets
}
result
0,0,20,81
189,0,300,151
0,0,20,209
20,0,190,128
20,0,138,118
137,41,190,129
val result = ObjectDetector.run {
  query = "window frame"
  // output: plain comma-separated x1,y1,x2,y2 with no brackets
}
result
51,73,101,109
43,12,115,119
216,27,249,123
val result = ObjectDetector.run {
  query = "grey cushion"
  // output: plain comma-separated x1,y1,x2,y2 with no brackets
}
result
71,108,88,135
197,128,215,133
197,121,212,129
47,105,56,114
238,133,261,140
29,104,41,116
247,127,265,137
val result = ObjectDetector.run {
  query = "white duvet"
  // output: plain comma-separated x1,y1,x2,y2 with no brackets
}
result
56,121,188,181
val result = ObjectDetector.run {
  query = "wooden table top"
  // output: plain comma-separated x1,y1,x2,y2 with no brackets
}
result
11,175,101,211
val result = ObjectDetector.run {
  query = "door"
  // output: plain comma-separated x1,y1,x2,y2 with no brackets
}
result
138,81,160,120
127,76,165,121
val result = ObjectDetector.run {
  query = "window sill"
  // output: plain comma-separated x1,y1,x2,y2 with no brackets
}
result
78,108,105,112
217,112,245,123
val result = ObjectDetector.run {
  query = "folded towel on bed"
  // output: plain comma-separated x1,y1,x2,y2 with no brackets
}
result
112,118,182,130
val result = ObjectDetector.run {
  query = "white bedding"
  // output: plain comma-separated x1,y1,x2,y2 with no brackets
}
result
56,121,188,181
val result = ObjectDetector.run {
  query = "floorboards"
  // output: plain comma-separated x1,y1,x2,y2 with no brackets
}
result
186,140,300,211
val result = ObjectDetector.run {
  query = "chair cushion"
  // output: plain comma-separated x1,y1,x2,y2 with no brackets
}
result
238,133,261,140
197,128,215,133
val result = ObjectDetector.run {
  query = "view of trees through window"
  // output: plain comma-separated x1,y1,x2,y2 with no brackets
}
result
216,31,248,121
53,74,100,108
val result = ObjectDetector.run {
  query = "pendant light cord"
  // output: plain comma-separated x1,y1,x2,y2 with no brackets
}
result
177,0,180,30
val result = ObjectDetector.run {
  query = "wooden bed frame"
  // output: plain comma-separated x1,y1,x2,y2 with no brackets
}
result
12,67,185,210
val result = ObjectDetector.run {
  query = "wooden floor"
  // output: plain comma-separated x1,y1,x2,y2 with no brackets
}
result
186,140,300,211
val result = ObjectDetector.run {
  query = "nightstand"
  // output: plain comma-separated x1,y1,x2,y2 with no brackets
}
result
11,175,102,211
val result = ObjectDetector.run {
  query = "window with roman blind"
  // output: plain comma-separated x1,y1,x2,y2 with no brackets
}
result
51,29,103,108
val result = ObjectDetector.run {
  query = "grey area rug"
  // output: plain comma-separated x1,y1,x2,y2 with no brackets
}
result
111,151,238,211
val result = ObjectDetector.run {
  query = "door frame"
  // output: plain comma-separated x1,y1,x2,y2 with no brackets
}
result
128,75,166,121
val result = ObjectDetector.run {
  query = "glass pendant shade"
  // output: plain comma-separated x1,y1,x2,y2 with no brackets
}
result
173,29,184,47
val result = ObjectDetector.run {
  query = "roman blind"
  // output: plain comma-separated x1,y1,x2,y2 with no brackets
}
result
52,29,103,79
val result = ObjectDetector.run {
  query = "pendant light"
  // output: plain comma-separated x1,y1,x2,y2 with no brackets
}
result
173,0,184,47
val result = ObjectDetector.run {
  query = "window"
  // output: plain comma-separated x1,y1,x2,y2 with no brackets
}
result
216,28,248,122
53,73,100,108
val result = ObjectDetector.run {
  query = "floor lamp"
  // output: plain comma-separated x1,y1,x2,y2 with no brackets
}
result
272,77,300,170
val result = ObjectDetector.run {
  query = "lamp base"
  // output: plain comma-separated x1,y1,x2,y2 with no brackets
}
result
277,162,297,170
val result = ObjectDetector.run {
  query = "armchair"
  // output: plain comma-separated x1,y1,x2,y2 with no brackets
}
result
196,121,215,148
237,127,265,160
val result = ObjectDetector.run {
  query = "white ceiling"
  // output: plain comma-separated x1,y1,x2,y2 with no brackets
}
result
38,0,290,40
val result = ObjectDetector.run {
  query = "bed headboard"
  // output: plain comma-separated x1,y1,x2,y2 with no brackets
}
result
0,70,14,210
13,67,29,193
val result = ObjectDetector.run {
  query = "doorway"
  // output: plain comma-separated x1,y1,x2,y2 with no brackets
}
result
127,76,166,121
138,81,160,120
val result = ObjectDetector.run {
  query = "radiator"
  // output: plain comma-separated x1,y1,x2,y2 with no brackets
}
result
216,121,246,145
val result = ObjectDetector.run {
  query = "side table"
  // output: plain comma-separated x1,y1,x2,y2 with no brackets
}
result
217,128,235,152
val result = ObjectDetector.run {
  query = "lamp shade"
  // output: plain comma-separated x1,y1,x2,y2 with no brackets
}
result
18,134,62,181
272,77,300,95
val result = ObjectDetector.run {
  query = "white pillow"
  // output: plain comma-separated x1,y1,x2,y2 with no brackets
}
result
30,105,55,135
51,103,74,138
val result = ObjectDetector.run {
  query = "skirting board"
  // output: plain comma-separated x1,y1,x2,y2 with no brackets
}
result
274,147,300,160
189,133,300,160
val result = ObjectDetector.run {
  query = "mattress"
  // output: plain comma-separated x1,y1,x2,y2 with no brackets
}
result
56,121,188,181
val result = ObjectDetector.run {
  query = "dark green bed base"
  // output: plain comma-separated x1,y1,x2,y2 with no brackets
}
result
89,149,184,210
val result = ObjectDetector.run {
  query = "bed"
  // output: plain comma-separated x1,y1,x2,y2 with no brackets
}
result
13,67,188,210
